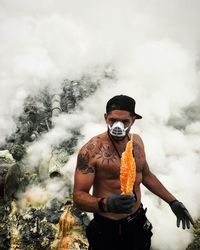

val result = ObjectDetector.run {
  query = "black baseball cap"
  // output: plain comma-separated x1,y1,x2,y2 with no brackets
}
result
106,95,142,119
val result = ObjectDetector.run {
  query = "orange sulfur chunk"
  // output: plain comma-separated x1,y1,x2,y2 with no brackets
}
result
120,135,136,195
57,205,77,250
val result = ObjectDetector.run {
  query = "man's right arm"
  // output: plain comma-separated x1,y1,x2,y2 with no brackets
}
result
73,145,100,213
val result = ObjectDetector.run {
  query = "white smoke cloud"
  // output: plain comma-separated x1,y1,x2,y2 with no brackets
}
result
0,0,200,249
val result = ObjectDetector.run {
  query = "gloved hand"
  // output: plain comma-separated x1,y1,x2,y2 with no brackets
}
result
169,200,194,229
106,194,136,214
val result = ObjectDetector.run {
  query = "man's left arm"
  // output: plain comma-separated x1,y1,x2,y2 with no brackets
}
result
142,161,175,203
142,161,194,229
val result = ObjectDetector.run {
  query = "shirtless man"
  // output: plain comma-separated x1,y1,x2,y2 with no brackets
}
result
73,95,194,250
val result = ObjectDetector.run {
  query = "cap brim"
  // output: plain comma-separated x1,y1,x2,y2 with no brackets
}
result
135,113,142,119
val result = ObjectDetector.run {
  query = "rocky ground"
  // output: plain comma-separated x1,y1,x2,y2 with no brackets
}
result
0,75,199,250
186,219,200,250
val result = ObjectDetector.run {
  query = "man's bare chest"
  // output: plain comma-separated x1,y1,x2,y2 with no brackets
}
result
92,141,145,178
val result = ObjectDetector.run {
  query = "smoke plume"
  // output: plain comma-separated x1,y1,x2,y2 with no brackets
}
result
0,0,200,249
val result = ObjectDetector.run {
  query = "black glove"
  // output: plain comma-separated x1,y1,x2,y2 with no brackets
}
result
169,200,194,229
106,194,136,214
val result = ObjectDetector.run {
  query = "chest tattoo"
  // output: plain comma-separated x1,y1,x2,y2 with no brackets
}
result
96,144,118,165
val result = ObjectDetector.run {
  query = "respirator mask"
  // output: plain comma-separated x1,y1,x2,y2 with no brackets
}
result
108,121,129,137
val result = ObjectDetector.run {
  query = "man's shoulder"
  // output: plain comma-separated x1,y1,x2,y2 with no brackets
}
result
87,132,106,144
80,132,106,152
132,133,144,148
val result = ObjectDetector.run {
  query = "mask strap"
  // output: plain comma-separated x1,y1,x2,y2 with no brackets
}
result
107,132,131,158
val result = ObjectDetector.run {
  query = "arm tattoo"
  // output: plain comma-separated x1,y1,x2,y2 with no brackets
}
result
86,142,95,151
77,151,95,174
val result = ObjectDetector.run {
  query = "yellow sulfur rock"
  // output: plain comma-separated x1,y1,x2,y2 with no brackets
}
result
120,135,136,195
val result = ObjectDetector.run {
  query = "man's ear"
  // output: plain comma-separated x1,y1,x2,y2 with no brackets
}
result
131,115,136,125
104,113,107,121
131,119,135,126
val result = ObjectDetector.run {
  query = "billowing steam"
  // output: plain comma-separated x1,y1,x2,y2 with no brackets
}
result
0,1,200,249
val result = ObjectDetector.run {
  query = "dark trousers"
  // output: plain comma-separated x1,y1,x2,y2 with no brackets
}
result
86,206,153,250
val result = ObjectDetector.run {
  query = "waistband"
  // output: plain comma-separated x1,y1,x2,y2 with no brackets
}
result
94,204,144,224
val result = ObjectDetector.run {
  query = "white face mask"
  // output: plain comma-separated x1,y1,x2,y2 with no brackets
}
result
108,121,129,137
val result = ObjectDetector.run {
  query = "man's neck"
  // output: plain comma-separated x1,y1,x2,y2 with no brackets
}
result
107,131,130,144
